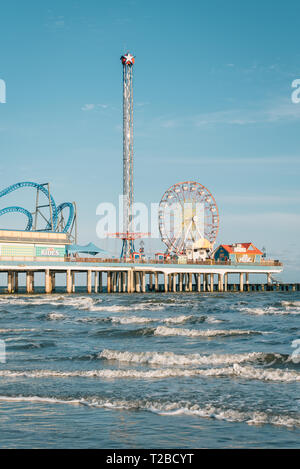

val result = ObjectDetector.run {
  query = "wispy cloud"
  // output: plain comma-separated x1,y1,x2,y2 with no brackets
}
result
54,16,65,28
136,101,150,107
45,11,66,30
220,192,300,206
159,98,300,128
81,104,95,111
155,156,300,165
81,103,109,111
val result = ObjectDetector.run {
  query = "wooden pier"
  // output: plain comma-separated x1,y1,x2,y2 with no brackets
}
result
0,259,292,294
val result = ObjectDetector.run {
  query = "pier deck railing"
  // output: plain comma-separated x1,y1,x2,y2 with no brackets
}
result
64,257,282,267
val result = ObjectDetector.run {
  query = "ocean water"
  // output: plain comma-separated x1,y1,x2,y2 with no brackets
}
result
0,290,299,449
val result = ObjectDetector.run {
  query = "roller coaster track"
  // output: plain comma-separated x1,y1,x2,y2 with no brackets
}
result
56,202,75,233
0,182,74,233
0,206,33,231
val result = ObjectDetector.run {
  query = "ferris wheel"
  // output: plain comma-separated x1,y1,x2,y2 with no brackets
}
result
158,181,219,255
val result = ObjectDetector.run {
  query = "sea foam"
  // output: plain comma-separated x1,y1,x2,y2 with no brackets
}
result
153,326,263,337
99,349,273,366
0,364,299,382
0,395,298,429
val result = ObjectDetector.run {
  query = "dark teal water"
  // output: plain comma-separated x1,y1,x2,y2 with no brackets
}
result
0,291,299,448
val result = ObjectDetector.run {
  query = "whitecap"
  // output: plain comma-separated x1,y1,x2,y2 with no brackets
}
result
0,395,298,429
153,325,263,337
0,364,299,382
99,349,269,366
46,313,65,321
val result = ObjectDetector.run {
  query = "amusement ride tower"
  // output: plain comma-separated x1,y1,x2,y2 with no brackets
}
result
121,52,135,258
110,53,147,259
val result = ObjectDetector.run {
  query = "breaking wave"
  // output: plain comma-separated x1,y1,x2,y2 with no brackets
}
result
153,326,264,338
89,304,165,313
77,314,207,325
237,300,300,316
46,313,65,321
0,395,298,429
0,328,36,333
280,300,300,308
0,363,299,382
0,295,95,310
99,349,288,366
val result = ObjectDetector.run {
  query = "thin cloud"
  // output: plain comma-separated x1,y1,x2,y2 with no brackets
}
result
45,12,66,30
81,104,96,111
136,102,150,107
81,103,109,111
220,193,300,205
159,98,300,128
54,17,65,28
157,156,300,165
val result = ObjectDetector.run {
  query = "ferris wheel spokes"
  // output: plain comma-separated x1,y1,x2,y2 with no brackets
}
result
158,181,219,258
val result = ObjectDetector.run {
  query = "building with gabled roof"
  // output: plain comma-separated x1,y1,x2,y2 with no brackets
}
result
213,243,263,263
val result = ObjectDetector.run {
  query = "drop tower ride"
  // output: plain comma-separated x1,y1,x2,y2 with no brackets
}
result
121,53,135,259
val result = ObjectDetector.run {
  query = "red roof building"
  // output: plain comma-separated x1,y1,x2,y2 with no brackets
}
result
214,243,263,263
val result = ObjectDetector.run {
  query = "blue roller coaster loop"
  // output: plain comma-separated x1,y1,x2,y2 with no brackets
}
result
56,202,75,233
0,182,60,231
0,206,33,231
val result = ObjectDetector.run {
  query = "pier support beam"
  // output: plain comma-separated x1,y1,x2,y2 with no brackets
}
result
134,272,139,293
188,273,192,292
111,272,116,293
245,274,250,291
87,270,92,294
7,272,13,293
224,273,228,292
182,273,186,292
72,271,75,293
172,273,177,292
26,272,30,293
126,271,131,293
179,273,183,292
218,273,224,292
141,272,146,293
149,273,153,292
240,273,244,292
45,270,52,294
26,271,34,294
197,274,201,292
164,273,168,292
155,272,159,292
94,271,99,293
51,272,55,292
168,274,172,292
99,272,103,293
202,274,206,292
131,270,135,293
14,272,18,293
210,274,214,293
128,270,133,293
66,270,72,294
122,272,126,293
107,272,111,293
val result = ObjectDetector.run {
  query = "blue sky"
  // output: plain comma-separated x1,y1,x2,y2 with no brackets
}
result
0,0,300,280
